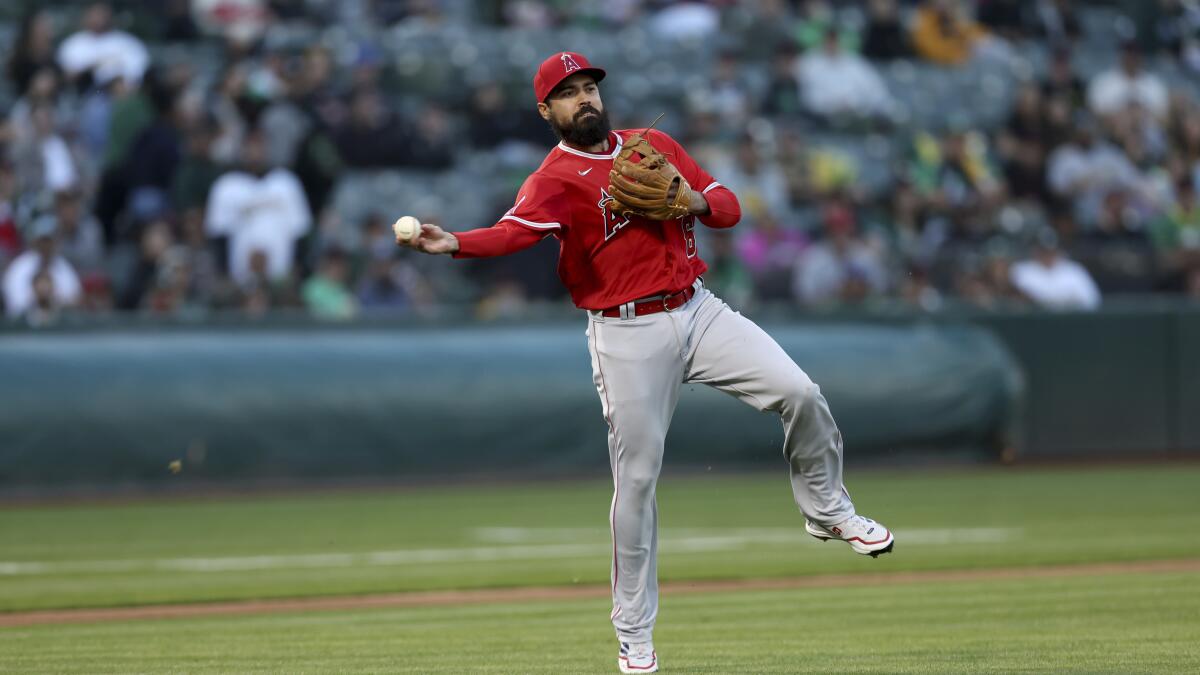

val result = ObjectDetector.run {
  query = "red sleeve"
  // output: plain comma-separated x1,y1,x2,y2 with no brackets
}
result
450,173,568,259
650,130,741,229
452,221,548,258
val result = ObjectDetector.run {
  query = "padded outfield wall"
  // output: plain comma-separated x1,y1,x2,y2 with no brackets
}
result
1,302,1197,489
0,322,1019,488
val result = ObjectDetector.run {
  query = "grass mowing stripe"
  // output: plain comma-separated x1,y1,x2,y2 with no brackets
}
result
1,466,1197,611
3,559,1196,627
1,571,1196,674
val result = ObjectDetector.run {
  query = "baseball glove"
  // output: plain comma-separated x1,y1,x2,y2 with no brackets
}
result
607,132,692,221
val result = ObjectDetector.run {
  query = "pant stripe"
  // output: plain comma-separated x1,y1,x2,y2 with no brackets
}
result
591,321,621,622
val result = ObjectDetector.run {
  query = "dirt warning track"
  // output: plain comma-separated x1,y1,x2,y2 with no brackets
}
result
2,558,1197,628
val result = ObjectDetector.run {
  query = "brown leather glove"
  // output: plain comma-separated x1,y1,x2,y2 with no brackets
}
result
607,133,692,221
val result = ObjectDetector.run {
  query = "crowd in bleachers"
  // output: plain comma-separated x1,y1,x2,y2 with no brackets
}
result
2,0,1199,325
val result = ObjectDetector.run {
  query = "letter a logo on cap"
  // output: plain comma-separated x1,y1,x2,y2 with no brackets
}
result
561,52,582,74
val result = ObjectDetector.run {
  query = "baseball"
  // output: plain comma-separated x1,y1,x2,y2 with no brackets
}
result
393,216,421,243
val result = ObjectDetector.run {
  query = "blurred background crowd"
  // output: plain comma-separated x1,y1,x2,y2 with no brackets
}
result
2,0,1200,326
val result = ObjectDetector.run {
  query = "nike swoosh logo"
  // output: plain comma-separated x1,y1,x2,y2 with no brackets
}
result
578,168,593,176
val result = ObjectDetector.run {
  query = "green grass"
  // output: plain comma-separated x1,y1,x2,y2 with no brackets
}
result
1,465,1199,612
1,571,1197,673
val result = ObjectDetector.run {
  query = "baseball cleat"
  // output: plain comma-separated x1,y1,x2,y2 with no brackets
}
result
806,515,894,557
618,641,658,673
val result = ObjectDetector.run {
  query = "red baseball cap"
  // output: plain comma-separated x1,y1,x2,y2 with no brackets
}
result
533,52,606,103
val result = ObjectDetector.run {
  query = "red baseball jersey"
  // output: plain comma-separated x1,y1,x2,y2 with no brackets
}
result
454,129,741,310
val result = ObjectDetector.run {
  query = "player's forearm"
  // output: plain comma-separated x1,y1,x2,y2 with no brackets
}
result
451,221,547,259
685,188,711,216
695,186,740,229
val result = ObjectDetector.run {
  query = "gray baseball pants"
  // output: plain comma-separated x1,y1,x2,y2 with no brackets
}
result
585,282,856,644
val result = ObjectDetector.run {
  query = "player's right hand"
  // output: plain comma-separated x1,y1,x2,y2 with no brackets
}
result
399,223,460,255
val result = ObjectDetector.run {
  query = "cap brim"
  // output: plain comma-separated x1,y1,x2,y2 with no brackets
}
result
544,68,606,101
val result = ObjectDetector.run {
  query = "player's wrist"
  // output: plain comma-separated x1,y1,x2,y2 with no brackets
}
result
687,189,711,216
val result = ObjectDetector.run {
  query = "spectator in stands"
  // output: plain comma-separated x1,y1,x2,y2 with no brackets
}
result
649,1,720,42
116,216,173,310
713,138,792,220
334,87,409,169
171,115,225,213
911,0,987,66
6,11,57,97
356,254,425,313
976,0,1026,42
205,129,311,286
1009,229,1101,309
7,67,73,150
176,208,223,307
796,28,894,124
406,105,455,171
703,230,754,310
792,201,889,306
53,189,105,277
997,86,1054,205
1041,47,1086,111
0,162,22,267
357,258,406,310
1088,42,1169,121
57,2,149,88
123,71,188,212
899,262,943,311
9,103,82,198
761,46,804,117
862,0,910,61
908,129,1003,221
702,52,753,129
1029,0,1081,46
793,0,856,53
467,82,552,150
736,0,799,61
302,247,357,320
736,212,808,300
955,244,1026,309
2,215,82,318
1047,121,1144,227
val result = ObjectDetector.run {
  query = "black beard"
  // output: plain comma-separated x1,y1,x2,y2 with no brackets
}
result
550,106,612,147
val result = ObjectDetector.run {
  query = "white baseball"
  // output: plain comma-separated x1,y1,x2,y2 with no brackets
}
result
393,216,421,243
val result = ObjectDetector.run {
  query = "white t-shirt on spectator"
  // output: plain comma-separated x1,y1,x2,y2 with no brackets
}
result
795,51,894,118
2,251,82,317
1010,257,1101,310
57,29,149,85
42,135,79,193
1087,68,1168,118
1047,142,1141,197
205,169,311,285
792,240,889,305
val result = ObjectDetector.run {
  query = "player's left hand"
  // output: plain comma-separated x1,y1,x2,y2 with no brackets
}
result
607,133,693,222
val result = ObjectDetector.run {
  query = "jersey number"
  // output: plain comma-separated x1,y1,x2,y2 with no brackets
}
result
682,216,697,258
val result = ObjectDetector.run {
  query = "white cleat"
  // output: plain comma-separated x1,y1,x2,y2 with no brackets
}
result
618,641,658,673
806,515,895,557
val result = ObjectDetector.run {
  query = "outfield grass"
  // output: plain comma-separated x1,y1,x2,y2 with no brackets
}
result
1,571,1197,673
1,465,1198,612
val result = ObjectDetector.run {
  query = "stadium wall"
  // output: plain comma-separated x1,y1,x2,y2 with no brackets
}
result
3,303,1198,489
0,322,1020,488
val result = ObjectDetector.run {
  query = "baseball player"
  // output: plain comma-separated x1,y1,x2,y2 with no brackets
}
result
397,52,894,674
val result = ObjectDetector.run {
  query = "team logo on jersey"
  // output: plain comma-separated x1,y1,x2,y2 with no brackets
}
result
598,188,630,240
561,52,582,74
